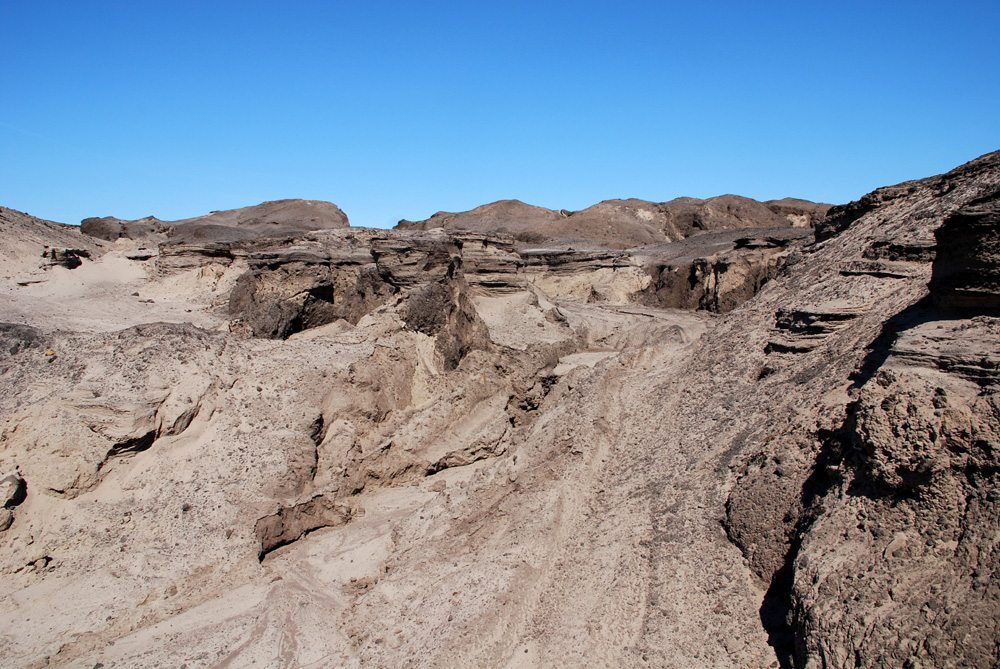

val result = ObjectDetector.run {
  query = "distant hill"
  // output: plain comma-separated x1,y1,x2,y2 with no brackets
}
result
396,195,831,249
80,199,349,244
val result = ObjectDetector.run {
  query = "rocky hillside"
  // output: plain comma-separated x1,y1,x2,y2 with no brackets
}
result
396,195,829,249
80,199,349,244
0,153,996,668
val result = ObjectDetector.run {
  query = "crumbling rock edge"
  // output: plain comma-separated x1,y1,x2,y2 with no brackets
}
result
255,494,354,560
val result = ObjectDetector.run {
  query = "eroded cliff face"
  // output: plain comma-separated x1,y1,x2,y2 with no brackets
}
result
723,150,1000,668
221,225,812,343
780,192,1000,669
0,152,997,668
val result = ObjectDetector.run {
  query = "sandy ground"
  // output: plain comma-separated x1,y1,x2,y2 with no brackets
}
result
0,251,239,333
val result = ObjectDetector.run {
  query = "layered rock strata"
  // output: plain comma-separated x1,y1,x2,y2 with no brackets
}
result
724,150,1000,668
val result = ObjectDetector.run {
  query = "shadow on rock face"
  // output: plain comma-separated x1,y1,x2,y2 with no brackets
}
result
930,193,1000,313
400,277,490,372
229,256,396,339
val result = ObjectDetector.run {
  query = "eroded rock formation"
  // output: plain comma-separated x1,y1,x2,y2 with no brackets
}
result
724,150,1000,668
0,153,997,668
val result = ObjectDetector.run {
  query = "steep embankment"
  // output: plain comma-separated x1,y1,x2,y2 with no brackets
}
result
720,149,1000,667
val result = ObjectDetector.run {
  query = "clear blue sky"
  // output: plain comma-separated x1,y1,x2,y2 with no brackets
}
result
2,1,998,228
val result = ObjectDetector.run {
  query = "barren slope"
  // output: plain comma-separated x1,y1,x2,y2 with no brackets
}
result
397,195,829,249
81,199,349,244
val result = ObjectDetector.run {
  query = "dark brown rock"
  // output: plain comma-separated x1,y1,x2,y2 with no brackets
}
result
397,199,565,237
638,227,812,313
79,217,124,241
40,247,91,270
255,494,352,559
765,198,832,228
229,242,396,339
930,195,1000,311
80,216,169,243
0,473,26,508
400,277,490,371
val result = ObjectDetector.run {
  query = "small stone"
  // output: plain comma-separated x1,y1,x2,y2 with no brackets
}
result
0,474,26,508
0,508,13,532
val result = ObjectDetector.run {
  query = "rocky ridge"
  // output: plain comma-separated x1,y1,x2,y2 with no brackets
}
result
0,153,997,667
397,195,827,249
80,198,349,244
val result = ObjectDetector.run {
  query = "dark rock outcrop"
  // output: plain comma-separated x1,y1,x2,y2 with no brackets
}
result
0,473,26,509
154,240,239,274
452,233,524,292
721,149,1000,669
255,495,353,560
228,230,491,370
658,194,798,237
765,305,866,354
765,198,832,228
519,248,633,274
397,199,565,238
400,277,490,371
371,232,462,287
228,236,396,339
638,227,813,313
80,216,170,243
644,250,784,313
930,195,1000,311
40,246,91,269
